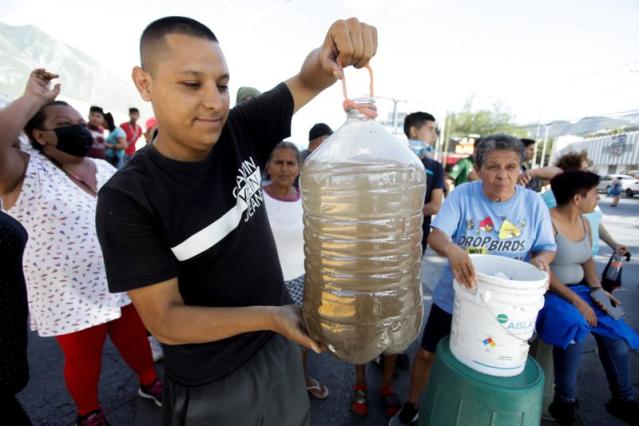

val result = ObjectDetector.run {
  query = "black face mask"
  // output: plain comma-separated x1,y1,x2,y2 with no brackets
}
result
49,125,94,158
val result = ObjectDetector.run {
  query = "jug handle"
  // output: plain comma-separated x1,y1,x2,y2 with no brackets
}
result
337,59,378,119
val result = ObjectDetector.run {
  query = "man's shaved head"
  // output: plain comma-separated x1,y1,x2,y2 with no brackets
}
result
140,16,218,73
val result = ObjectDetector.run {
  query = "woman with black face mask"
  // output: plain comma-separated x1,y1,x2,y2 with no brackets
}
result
0,69,162,425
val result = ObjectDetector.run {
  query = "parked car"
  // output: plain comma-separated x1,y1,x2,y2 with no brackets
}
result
598,174,639,197
621,169,639,179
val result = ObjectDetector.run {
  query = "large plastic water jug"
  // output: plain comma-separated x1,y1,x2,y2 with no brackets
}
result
301,79,426,364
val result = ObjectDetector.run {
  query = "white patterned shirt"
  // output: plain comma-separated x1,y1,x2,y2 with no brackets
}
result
6,150,130,336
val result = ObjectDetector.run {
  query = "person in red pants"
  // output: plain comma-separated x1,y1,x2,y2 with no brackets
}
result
0,69,162,425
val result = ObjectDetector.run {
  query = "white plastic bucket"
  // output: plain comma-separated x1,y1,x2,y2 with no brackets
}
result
450,254,548,377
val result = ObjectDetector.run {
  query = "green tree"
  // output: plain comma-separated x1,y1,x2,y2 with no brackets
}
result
444,99,525,140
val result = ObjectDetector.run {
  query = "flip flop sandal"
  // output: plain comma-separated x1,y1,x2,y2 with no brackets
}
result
306,378,330,400
351,385,368,416
379,384,401,417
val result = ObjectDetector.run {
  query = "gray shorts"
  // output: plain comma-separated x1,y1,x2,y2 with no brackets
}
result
162,334,310,426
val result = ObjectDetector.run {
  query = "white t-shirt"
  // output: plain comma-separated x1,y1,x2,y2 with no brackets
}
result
6,150,130,336
263,189,305,281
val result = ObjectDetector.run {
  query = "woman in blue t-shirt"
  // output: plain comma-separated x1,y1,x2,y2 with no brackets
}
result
392,134,557,424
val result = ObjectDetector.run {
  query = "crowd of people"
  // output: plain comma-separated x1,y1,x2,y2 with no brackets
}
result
83,105,157,170
0,15,638,426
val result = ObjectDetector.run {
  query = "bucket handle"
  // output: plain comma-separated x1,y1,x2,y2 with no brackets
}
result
479,292,538,344
337,59,378,119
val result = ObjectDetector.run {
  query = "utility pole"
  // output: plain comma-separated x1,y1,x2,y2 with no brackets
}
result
391,98,399,133
540,125,550,168
435,110,448,162
532,110,542,168
376,96,407,135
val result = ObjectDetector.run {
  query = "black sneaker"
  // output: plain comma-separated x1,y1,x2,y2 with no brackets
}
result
548,398,584,425
388,401,418,426
605,398,639,425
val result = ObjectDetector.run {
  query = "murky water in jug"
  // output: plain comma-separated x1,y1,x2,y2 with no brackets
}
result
301,159,425,364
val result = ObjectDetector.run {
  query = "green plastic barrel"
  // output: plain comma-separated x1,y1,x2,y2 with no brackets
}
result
419,337,544,426
529,339,556,421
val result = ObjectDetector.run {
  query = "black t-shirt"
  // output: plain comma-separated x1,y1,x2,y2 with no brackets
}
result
421,157,445,249
96,83,293,386
0,211,29,394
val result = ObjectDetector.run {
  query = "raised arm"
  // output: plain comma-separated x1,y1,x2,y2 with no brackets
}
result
285,18,377,113
518,166,563,186
0,69,60,195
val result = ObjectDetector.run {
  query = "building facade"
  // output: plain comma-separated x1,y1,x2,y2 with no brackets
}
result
553,131,639,175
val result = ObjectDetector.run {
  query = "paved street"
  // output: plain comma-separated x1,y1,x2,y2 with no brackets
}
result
17,196,639,425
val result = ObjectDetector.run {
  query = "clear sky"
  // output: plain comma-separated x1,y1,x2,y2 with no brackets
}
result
2,0,638,145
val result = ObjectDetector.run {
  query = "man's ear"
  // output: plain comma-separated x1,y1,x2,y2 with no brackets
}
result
132,66,152,102
409,126,418,139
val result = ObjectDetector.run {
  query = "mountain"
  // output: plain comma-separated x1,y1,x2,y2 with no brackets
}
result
619,110,639,125
0,21,140,114
520,116,631,138
566,116,630,135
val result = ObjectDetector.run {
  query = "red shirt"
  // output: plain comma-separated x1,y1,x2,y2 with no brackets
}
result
120,122,143,157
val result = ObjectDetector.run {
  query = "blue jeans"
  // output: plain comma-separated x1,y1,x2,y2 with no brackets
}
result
105,148,125,169
553,334,635,402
